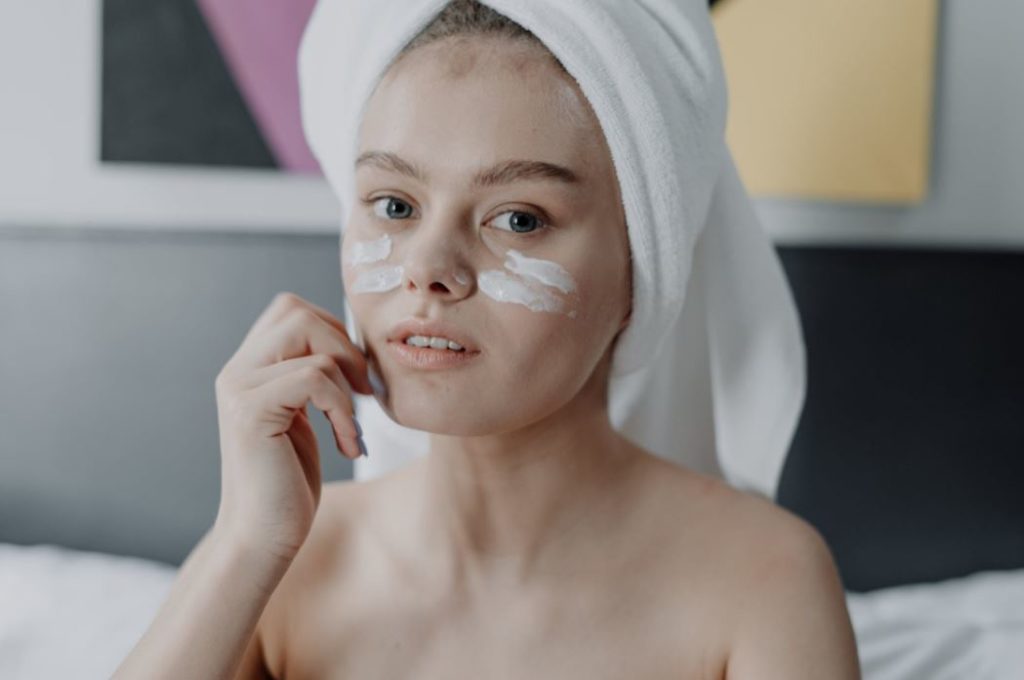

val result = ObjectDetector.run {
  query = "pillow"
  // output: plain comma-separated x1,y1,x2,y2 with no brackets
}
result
0,542,177,679
847,568,1024,680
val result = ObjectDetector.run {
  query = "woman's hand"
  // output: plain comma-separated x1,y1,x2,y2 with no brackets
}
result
212,292,374,563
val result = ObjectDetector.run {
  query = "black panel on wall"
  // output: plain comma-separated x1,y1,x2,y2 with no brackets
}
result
100,0,277,168
775,245,1024,593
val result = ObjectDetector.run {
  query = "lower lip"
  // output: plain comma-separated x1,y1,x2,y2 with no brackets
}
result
387,341,481,370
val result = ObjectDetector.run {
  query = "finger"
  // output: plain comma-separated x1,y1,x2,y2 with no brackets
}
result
245,292,354,347
240,354,357,426
284,408,326,491
243,291,296,343
250,366,362,460
233,293,371,395
325,410,364,460
238,306,373,394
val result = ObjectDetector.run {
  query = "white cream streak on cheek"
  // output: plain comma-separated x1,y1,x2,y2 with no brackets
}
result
350,265,404,293
478,271,564,313
345,234,392,265
504,249,576,293
478,250,578,316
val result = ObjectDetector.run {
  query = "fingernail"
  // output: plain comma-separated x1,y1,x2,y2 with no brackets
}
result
356,436,369,458
353,417,363,438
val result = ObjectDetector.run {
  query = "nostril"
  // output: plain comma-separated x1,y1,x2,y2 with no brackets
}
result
429,281,450,293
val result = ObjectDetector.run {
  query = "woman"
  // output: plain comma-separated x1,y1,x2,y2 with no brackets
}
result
114,1,861,678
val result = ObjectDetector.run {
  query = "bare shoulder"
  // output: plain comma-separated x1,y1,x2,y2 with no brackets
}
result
631,454,823,554
623,457,859,678
700,474,829,556
680,477,861,679
701,478,847,609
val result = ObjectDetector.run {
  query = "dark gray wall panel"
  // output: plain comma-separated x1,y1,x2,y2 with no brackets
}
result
777,245,1024,592
0,225,350,566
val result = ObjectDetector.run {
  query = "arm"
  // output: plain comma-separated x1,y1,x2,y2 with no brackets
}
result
726,524,862,680
111,524,290,680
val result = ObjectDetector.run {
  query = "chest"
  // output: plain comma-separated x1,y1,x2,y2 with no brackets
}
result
270,581,728,680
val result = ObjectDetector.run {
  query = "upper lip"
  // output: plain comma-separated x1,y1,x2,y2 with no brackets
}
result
387,317,480,352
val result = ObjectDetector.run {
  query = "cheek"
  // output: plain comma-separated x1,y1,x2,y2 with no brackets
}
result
341,232,405,295
491,294,603,378
478,247,583,319
479,245,623,353
559,253,626,332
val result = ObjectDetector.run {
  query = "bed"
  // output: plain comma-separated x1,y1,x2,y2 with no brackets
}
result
2,542,1022,678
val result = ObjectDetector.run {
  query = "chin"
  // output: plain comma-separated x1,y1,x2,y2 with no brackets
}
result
387,406,493,436
378,390,517,437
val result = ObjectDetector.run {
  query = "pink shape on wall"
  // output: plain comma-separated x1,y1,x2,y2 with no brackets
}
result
196,0,321,174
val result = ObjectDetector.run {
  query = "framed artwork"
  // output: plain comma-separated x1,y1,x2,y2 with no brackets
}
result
713,0,940,204
1,0,338,233
102,0,318,174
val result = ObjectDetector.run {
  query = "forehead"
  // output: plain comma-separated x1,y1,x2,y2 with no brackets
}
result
357,38,613,188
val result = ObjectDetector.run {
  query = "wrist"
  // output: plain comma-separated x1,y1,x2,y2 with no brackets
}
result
209,518,300,572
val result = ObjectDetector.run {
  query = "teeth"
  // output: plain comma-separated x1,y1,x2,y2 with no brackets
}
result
404,335,465,351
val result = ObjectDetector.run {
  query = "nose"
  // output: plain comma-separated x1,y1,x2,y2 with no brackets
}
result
401,228,473,300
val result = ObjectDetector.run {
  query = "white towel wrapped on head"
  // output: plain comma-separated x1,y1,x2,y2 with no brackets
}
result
298,0,807,499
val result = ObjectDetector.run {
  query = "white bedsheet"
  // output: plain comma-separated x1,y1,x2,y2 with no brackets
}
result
846,569,1024,679
0,543,177,679
1,542,1023,679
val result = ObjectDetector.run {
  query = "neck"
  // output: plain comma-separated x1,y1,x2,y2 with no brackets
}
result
413,353,642,590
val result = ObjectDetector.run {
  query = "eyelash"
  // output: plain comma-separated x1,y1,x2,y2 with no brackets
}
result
360,195,550,235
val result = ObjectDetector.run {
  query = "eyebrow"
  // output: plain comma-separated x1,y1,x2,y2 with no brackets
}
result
355,150,582,189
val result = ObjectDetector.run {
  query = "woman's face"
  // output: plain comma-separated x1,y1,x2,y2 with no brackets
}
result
343,36,631,435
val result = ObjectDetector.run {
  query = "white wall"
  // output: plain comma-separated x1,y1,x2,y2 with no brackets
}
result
2,0,1023,247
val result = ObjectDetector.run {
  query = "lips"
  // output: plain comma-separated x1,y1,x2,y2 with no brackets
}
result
386,317,480,353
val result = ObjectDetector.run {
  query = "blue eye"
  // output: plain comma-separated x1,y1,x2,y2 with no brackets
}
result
362,196,548,235
490,210,547,234
367,196,414,220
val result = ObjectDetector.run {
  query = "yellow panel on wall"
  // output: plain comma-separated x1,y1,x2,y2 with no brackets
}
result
712,0,939,204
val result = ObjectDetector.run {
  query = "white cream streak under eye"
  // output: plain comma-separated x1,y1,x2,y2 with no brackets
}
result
351,265,404,293
478,249,578,315
504,249,576,294
346,234,392,265
478,271,565,313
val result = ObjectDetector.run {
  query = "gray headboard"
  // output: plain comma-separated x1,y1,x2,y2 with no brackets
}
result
0,225,355,567
776,244,1024,592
